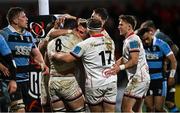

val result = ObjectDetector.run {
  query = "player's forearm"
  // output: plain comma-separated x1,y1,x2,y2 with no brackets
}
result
116,57,123,66
123,58,138,69
168,54,177,78
169,54,177,70
53,52,75,63
32,48,47,70
49,29,72,41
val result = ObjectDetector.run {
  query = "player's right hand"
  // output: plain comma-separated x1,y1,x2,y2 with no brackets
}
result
0,63,10,77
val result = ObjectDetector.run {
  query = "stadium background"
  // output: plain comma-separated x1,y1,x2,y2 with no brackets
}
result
0,0,180,108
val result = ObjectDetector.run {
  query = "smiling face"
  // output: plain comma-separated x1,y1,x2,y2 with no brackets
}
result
118,19,130,37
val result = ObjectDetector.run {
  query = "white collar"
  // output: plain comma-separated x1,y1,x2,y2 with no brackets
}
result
8,25,25,34
153,36,157,45
154,29,160,36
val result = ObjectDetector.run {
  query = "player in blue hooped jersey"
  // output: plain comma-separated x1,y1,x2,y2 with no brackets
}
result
140,20,180,112
137,27,177,112
0,7,49,112
0,34,17,112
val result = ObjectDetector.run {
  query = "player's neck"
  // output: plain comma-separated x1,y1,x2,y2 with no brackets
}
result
11,24,24,34
90,31,101,36
125,30,134,38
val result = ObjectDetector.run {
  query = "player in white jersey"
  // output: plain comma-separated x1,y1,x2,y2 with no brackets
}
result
91,8,111,39
106,15,150,112
47,18,87,112
59,8,111,39
50,18,117,112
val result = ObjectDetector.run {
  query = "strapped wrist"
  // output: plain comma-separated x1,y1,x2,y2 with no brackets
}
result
169,69,176,78
119,64,125,70
67,30,72,34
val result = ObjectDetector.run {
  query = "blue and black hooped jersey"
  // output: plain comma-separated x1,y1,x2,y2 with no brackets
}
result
144,37,172,80
1,26,37,82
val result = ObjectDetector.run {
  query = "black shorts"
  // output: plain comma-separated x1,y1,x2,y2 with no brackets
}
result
146,79,167,96
9,81,32,111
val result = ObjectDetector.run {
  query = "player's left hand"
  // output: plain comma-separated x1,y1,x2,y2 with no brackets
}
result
168,77,175,86
41,64,49,76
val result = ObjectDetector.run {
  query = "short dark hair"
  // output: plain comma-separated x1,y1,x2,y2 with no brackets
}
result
63,18,78,29
6,7,25,24
87,18,102,31
141,20,156,29
93,8,109,21
136,27,151,38
119,15,137,30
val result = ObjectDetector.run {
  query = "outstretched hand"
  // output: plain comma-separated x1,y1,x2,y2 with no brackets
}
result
103,64,120,78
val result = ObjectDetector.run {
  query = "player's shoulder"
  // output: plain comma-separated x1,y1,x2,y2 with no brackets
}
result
155,37,168,46
128,34,140,42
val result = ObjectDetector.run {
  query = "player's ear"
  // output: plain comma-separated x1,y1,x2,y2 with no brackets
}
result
128,24,132,30
12,18,18,25
149,31,153,35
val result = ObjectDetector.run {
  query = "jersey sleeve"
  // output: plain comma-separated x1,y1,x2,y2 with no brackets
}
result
70,41,86,58
29,32,37,48
0,34,12,56
128,39,140,52
160,40,172,56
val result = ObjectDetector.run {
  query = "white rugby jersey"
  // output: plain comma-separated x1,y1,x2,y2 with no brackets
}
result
122,33,150,81
47,33,82,75
101,29,111,39
70,34,117,88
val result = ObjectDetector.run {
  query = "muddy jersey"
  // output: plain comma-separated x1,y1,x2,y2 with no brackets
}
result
47,33,82,75
122,33,150,82
70,34,117,87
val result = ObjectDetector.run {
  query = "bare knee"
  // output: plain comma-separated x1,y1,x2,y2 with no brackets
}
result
51,100,66,112
121,104,133,112
146,106,154,112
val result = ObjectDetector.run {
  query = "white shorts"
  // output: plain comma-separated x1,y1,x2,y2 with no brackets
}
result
124,76,150,99
49,76,83,102
85,81,117,105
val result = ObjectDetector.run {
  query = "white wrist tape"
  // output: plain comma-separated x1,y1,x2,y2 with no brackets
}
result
169,69,176,78
119,64,125,70
67,30,72,33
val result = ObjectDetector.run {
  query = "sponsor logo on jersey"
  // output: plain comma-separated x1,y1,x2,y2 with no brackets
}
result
15,45,31,56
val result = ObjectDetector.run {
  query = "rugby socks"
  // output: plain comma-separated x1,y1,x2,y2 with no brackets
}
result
169,105,180,112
